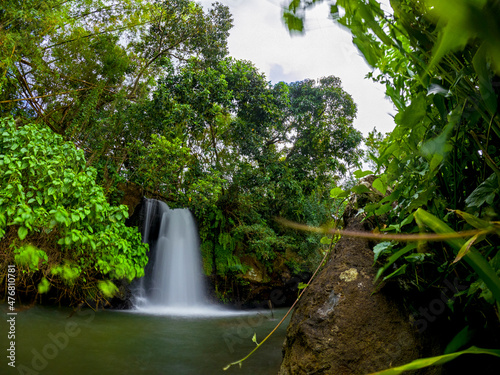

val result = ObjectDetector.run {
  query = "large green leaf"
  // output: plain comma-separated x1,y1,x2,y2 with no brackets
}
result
465,174,499,208
414,208,500,304
375,243,417,282
368,346,500,375
394,93,426,129
420,121,454,170
444,326,474,354
473,43,498,113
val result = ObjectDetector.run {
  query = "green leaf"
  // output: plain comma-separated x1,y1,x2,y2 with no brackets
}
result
453,233,480,264
320,236,331,245
55,210,67,224
97,280,118,298
382,264,407,281
38,278,51,294
368,346,500,375
414,208,500,304
426,0,476,71
353,34,383,67
394,93,426,129
351,185,371,195
444,326,474,354
421,121,455,168
283,11,304,34
353,169,373,179
465,174,498,208
373,241,393,262
18,226,28,240
330,187,347,198
451,210,492,230
372,178,387,195
252,333,258,346
400,213,414,227
375,203,392,215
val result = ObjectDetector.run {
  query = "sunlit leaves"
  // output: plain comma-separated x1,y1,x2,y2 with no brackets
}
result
330,187,348,199
13,245,48,271
353,170,374,179
372,176,387,195
18,226,28,240
97,280,119,298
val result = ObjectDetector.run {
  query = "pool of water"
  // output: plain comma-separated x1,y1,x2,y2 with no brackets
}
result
1,304,290,375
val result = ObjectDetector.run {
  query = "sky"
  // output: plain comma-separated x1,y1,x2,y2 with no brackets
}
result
198,0,396,137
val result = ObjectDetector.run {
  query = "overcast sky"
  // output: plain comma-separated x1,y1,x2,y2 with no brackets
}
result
199,0,396,137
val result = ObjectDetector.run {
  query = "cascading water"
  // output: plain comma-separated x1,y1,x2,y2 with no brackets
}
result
149,208,206,306
133,199,220,316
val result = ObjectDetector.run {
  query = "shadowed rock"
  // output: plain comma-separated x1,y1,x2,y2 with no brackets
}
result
279,206,439,374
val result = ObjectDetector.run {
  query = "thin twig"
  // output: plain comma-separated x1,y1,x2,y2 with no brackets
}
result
275,218,495,242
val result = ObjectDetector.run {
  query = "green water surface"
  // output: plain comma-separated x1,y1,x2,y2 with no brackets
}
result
1,304,290,375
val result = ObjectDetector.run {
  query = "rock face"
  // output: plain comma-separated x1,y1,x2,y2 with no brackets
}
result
118,182,143,217
279,207,438,375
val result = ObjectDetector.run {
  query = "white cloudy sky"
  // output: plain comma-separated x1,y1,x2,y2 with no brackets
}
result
198,0,396,137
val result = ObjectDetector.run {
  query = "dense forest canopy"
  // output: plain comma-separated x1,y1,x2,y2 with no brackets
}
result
0,0,362,304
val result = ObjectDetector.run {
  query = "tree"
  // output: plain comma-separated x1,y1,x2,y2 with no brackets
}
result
285,76,361,189
0,0,233,192
122,56,363,284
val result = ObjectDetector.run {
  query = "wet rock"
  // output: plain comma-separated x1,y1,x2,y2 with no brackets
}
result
239,255,271,284
117,182,143,217
279,206,440,375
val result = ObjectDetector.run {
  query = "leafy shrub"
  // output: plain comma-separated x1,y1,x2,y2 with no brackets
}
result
0,117,148,305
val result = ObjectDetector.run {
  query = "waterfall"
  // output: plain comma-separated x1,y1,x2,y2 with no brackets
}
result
133,199,213,315
149,208,206,306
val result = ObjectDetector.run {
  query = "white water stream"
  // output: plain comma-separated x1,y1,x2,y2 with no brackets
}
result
133,199,237,316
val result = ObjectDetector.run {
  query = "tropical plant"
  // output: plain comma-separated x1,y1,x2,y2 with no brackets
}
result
0,117,148,305
284,0,500,371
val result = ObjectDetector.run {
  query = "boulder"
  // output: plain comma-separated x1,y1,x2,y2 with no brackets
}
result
279,206,440,374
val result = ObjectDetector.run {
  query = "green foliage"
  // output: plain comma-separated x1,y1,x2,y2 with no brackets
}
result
286,0,500,302
414,208,500,304
0,116,148,303
98,280,119,298
14,245,48,272
0,0,233,200
37,278,51,294
1,0,363,305
285,0,500,369
124,56,362,286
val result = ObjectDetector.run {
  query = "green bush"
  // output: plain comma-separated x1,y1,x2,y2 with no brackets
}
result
0,117,148,305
